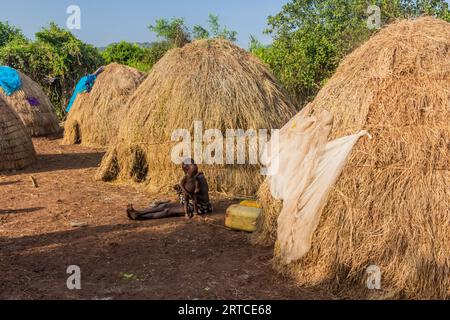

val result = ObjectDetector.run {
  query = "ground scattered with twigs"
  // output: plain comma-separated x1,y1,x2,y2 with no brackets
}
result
0,135,329,300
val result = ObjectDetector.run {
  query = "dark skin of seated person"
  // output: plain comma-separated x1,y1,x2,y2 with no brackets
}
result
179,162,201,218
127,160,211,220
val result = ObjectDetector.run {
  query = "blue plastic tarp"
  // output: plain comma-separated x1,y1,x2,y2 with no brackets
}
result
66,74,97,113
0,66,22,96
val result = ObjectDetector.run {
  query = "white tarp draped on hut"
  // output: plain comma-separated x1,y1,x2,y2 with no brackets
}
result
262,106,371,264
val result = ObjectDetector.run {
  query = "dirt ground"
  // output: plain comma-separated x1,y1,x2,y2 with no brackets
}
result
0,135,330,300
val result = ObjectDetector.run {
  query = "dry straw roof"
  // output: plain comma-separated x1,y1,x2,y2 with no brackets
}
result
63,63,146,148
0,96,36,171
0,71,60,137
254,17,450,298
97,39,297,195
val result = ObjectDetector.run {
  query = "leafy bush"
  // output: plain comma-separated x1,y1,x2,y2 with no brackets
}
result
101,14,237,73
102,41,146,69
251,0,450,104
140,41,172,71
0,21,26,47
149,18,191,47
0,23,104,117
102,41,172,72
149,14,238,45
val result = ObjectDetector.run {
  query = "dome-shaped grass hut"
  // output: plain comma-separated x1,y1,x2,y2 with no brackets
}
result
63,63,146,147
253,17,450,299
97,39,297,195
0,96,36,171
0,70,60,137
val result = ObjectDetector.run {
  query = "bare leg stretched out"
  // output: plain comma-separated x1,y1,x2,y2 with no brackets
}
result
127,203,185,220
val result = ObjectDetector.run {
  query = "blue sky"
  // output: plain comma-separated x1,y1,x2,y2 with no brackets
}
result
0,0,290,48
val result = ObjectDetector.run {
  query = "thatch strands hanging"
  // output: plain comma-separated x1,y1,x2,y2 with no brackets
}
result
0,71,60,137
0,97,36,171
96,39,297,195
63,63,146,147
254,17,450,298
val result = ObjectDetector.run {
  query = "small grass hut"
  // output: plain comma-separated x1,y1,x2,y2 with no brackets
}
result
97,39,297,195
253,17,450,299
0,70,60,137
0,97,36,171
63,63,146,147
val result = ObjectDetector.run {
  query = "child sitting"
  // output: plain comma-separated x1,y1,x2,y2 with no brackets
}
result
179,159,201,218
175,158,213,219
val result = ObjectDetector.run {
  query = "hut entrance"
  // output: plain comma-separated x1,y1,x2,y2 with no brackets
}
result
73,122,82,145
131,148,148,183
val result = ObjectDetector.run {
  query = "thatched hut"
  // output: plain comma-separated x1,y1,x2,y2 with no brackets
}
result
63,63,145,147
0,96,36,171
0,70,60,137
253,17,450,298
97,39,297,195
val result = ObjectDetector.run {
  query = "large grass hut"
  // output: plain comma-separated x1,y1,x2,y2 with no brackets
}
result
63,63,145,147
253,17,450,298
0,96,36,171
0,70,60,137
97,39,297,195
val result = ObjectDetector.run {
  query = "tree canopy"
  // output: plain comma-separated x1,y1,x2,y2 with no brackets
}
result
149,14,238,46
2,3,449,116
0,23,104,117
0,21,26,47
251,0,450,103
102,41,145,67
103,14,238,73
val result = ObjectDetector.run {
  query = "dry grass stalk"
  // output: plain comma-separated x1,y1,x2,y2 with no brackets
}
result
96,39,298,195
0,96,36,171
63,63,146,148
254,17,450,299
0,71,60,137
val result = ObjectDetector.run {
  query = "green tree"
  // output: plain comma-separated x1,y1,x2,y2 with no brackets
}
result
102,41,146,66
149,18,191,47
141,41,172,70
0,21,26,47
249,35,270,61
0,23,104,117
145,15,238,70
199,14,238,41
192,25,210,40
252,0,450,103
149,14,238,46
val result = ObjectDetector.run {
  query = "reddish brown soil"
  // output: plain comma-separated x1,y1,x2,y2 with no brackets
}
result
0,136,329,300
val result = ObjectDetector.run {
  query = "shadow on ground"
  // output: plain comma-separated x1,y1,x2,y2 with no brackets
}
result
0,207,46,215
33,152,106,172
0,216,330,300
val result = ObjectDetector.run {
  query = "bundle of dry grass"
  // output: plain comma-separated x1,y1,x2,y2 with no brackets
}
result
63,63,145,147
0,71,60,137
97,39,297,195
253,17,450,299
0,96,36,171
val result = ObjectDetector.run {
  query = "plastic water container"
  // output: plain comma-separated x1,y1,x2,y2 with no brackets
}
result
225,201,262,232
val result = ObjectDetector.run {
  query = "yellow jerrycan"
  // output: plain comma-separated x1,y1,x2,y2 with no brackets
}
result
225,201,262,232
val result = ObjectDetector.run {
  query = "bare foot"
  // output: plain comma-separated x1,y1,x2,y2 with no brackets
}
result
185,212,194,219
126,204,139,221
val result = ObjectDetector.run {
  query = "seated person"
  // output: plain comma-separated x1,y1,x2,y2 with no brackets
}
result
127,158,213,220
